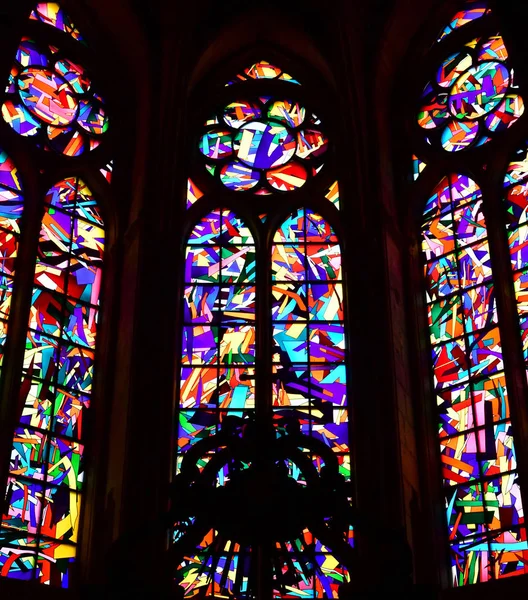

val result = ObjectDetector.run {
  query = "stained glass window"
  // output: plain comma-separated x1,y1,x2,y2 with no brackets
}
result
177,209,257,596
271,207,350,597
421,174,527,584
175,60,350,598
0,3,109,588
179,208,256,452
415,0,528,588
271,208,347,455
0,177,104,586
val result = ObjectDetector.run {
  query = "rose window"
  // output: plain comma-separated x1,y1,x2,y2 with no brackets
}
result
2,37,108,156
418,35,524,152
199,97,328,193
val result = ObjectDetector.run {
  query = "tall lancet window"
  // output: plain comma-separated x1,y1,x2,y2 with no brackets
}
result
412,0,528,587
174,60,352,598
0,3,112,588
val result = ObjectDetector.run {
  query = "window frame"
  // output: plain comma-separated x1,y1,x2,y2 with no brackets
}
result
172,51,357,598
401,0,528,590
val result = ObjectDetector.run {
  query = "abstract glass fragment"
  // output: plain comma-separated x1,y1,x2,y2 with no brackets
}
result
186,178,203,209
412,155,427,181
438,1,490,42
228,60,300,86
325,181,340,209
30,3,85,43
99,161,113,184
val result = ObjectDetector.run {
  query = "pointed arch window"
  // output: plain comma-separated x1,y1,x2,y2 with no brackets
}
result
412,0,528,587
0,3,111,587
175,59,352,598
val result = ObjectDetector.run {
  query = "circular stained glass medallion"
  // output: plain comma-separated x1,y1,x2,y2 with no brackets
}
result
55,59,91,94
441,120,479,152
267,100,306,127
16,39,49,69
220,163,260,191
18,67,78,126
296,129,328,159
223,101,261,128
266,162,307,192
77,99,108,135
233,121,296,169
449,62,509,120
199,130,233,160
436,52,473,88
418,91,449,129
47,125,84,156
2,101,40,136
485,95,524,133
478,37,508,63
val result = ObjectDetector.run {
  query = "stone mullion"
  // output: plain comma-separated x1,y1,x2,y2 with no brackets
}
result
0,172,43,519
334,2,411,594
